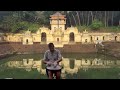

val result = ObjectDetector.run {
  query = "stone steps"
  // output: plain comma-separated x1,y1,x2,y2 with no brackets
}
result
0,43,97,54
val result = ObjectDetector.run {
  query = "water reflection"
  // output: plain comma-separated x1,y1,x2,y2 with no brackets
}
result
4,57,120,79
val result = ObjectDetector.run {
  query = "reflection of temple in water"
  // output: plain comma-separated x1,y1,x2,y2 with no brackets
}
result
5,58,120,79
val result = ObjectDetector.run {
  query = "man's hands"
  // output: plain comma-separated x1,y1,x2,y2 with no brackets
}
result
46,60,58,67
53,61,58,67
46,61,52,66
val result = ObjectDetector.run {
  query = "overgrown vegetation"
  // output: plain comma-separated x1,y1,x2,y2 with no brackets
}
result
0,11,119,33
90,19,104,30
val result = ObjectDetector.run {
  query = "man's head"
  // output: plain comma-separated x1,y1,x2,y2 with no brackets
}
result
48,43,55,52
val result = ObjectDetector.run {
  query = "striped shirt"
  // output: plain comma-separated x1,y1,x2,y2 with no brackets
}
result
43,49,62,70
43,49,62,61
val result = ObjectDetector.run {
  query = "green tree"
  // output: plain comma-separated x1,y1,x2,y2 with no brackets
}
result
12,21,40,33
90,19,104,30
1,15,21,32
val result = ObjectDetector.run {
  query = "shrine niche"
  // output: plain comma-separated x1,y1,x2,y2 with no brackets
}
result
41,32,46,42
69,32,74,42
115,36,117,41
22,30,33,45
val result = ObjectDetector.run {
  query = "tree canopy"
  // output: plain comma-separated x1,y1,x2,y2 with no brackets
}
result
0,11,119,33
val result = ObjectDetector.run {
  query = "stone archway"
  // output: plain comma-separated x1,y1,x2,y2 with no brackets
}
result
69,32,74,42
97,37,99,40
26,39,28,44
41,32,46,42
90,36,93,42
85,39,87,43
103,36,104,40
57,38,59,42
115,36,117,41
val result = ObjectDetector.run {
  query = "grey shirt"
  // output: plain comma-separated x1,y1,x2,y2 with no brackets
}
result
43,49,62,62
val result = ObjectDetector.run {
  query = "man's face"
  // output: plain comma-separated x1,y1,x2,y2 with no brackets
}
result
49,44,54,52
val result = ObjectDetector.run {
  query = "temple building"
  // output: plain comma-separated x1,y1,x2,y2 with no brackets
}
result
1,12,120,47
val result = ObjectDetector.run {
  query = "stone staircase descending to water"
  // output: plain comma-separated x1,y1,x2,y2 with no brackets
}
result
0,42,97,54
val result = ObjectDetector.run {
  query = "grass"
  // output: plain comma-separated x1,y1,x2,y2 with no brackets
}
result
65,68,120,79
0,68,48,79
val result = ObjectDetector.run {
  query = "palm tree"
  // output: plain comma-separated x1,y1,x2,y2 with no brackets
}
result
71,12,77,26
67,11,72,26
76,11,81,26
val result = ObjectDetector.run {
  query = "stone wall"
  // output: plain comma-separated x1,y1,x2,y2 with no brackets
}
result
97,41,120,59
0,42,97,55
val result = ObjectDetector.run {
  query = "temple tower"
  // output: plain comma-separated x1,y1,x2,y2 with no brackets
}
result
50,12,66,32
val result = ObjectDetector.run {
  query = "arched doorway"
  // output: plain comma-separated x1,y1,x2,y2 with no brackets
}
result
85,39,87,43
103,36,104,40
26,39,28,44
57,38,59,42
90,36,93,42
41,32,46,42
69,32,74,42
97,37,99,40
115,36,117,41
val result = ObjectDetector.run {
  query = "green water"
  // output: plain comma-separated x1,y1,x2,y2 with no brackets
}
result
0,53,120,79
